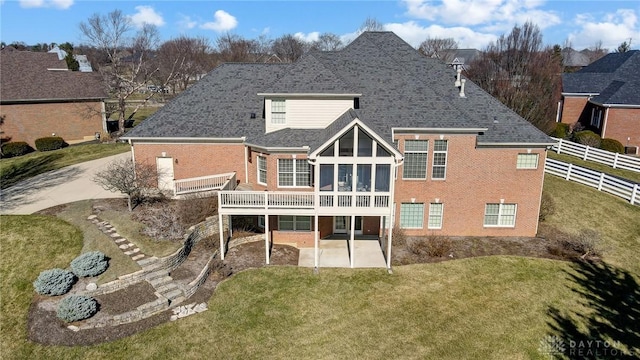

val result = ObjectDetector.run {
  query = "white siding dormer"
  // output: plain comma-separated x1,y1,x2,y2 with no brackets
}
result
264,96,356,133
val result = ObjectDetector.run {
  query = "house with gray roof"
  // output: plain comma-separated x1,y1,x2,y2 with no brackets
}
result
124,32,553,269
0,47,107,147
560,50,640,154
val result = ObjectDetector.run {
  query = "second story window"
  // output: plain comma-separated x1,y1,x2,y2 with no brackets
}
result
278,159,311,187
432,140,448,179
257,155,267,185
271,99,286,124
516,154,539,169
403,140,428,179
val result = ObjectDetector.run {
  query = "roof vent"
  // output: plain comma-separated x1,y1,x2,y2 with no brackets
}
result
455,69,462,87
459,79,466,98
250,112,256,119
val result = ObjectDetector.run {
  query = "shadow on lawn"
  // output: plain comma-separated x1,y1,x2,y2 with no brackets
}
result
546,261,640,359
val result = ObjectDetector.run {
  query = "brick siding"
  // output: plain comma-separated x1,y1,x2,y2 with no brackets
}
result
603,108,640,151
560,96,589,125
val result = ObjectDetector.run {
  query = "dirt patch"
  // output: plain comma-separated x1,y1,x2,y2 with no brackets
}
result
224,241,299,272
94,281,158,315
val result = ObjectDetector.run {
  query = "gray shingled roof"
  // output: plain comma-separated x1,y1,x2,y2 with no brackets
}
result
125,31,552,146
0,47,106,102
562,50,640,105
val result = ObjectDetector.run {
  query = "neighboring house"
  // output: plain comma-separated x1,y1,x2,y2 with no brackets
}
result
48,46,94,72
561,48,591,71
123,32,553,267
439,49,482,71
560,50,640,154
0,47,107,147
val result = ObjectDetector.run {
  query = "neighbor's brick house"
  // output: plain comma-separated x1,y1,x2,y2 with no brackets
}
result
124,32,553,268
0,47,107,147
559,50,640,154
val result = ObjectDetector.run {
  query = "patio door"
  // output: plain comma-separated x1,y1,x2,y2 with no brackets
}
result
334,216,363,235
156,157,174,191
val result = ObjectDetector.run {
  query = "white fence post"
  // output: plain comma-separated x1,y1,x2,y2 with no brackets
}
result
556,138,562,154
613,153,619,169
632,184,639,205
565,163,572,181
597,173,605,191
583,146,589,161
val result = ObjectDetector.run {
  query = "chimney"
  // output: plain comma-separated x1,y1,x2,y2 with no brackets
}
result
455,68,462,87
459,79,466,98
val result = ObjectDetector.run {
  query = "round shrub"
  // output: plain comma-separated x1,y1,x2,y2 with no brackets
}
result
1,141,34,158
600,138,625,154
70,251,109,277
33,268,76,296
34,136,67,152
574,130,601,148
549,123,570,139
56,295,98,322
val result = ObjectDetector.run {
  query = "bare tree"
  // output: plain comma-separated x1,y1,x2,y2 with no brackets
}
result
466,22,562,133
310,33,344,51
79,10,175,135
583,40,608,63
153,36,212,93
216,33,261,62
359,17,385,32
93,158,158,212
418,37,458,60
272,34,307,62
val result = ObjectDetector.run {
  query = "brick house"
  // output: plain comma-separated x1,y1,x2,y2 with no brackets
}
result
559,50,640,154
124,32,553,268
0,47,107,147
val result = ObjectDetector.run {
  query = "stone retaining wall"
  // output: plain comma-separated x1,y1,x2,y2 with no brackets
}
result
183,250,219,299
228,234,265,249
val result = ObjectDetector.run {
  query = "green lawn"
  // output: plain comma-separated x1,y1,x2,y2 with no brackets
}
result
109,106,159,127
1,175,638,359
0,143,130,189
547,151,640,183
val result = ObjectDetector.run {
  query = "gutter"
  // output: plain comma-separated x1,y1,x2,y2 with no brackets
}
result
476,142,556,148
588,101,640,109
392,127,488,134
257,93,362,97
123,136,246,143
1,97,106,104
244,142,310,153
561,92,600,97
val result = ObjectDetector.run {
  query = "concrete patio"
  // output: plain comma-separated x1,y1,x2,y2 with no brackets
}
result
298,238,387,268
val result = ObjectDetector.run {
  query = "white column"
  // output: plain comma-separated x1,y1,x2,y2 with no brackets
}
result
350,215,355,268
264,214,270,265
380,215,386,256
386,208,394,269
314,215,319,269
228,215,233,239
219,213,225,260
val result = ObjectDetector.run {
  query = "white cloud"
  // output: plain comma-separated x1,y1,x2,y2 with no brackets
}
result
402,0,560,30
569,9,639,50
129,5,165,28
19,0,73,9
177,14,197,30
384,21,498,49
294,32,320,43
201,10,238,32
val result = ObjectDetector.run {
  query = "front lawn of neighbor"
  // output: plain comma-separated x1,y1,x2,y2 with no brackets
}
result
0,143,130,189
1,175,638,359
547,151,640,184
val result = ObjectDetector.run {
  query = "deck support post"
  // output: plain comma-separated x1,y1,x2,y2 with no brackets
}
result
386,210,394,269
219,213,225,260
314,215,319,270
350,215,355,268
265,214,270,265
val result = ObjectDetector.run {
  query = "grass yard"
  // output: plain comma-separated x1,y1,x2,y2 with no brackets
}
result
0,175,638,359
547,151,640,183
0,143,130,189
109,106,159,128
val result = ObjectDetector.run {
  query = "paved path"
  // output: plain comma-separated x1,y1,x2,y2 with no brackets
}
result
0,152,129,215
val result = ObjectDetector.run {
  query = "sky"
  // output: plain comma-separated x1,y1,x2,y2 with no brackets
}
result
1,0,639,51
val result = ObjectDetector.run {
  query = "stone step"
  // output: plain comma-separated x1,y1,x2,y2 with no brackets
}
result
156,283,178,294
137,257,158,267
163,289,183,300
169,296,186,306
131,254,145,261
148,275,172,287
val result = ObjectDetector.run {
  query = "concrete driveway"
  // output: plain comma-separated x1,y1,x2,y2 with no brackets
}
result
1,152,129,215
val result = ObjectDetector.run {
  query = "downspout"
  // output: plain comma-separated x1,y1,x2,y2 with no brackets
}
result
244,146,249,183
601,107,610,138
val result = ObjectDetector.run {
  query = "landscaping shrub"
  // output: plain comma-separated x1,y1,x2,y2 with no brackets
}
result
179,195,218,226
1,141,34,158
33,268,76,296
392,227,407,247
70,251,109,277
549,123,570,139
423,235,453,257
34,136,67,152
545,227,602,261
56,295,98,322
539,192,556,222
573,130,601,148
600,138,625,154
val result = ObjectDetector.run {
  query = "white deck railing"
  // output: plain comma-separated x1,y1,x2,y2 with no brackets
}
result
551,137,640,173
218,191,391,211
545,158,639,206
174,172,236,196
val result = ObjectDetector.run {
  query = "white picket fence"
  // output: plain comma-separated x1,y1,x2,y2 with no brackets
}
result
551,137,640,173
545,158,640,206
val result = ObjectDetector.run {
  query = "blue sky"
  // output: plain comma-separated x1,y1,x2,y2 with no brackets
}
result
1,0,639,50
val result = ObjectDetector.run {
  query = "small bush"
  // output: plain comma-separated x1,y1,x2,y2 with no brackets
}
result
550,123,570,139
539,192,556,222
34,136,67,151
56,295,98,322
423,235,453,257
33,268,76,296
545,227,602,260
70,251,109,277
1,141,34,158
574,130,601,148
600,138,625,154
392,227,407,247
179,196,218,226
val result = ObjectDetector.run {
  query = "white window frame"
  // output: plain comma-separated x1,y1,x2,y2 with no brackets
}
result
428,203,444,229
400,202,424,229
271,99,286,124
257,155,267,185
590,108,602,128
432,140,448,180
484,203,517,228
516,153,539,169
277,158,311,188
278,215,312,231
402,140,429,180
